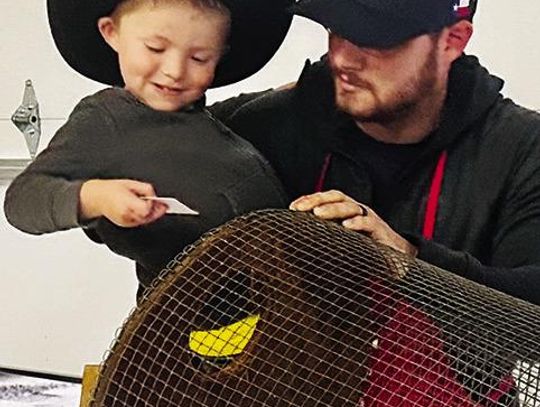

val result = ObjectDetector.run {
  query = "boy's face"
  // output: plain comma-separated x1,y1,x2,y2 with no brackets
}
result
99,2,229,111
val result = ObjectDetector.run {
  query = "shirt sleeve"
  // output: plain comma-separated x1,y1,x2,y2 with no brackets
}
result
4,97,117,234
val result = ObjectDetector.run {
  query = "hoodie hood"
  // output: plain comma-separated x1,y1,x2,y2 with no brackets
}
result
435,54,504,149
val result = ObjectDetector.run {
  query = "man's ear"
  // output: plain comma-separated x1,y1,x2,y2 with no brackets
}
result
97,17,119,52
444,20,473,62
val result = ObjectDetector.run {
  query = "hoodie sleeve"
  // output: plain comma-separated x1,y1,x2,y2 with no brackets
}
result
4,97,116,235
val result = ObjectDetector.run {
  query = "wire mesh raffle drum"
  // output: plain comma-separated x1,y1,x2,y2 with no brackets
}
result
91,210,540,406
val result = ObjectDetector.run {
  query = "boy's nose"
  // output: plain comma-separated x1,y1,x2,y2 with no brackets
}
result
161,54,186,81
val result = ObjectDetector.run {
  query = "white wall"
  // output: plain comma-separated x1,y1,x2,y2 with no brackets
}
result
0,0,539,377
466,0,540,110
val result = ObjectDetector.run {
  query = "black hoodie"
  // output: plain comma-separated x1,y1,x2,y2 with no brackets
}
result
211,55,540,306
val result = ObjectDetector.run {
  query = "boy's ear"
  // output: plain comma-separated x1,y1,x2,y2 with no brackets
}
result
443,20,473,63
97,17,119,52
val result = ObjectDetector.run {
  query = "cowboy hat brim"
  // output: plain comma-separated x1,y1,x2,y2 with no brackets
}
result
47,0,293,88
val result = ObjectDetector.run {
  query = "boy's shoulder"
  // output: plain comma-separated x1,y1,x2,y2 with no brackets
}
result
70,87,146,123
76,87,130,108
61,88,138,136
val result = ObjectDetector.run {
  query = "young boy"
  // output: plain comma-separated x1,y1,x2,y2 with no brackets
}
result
4,0,292,292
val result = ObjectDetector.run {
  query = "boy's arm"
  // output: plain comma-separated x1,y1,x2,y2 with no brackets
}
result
4,99,113,234
4,172,84,234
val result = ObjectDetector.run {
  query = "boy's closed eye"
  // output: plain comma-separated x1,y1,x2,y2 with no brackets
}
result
145,43,165,53
191,54,211,64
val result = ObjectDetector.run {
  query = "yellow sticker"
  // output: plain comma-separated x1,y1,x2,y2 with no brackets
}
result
189,314,260,357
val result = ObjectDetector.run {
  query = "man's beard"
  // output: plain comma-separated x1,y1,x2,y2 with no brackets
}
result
333,44,439,125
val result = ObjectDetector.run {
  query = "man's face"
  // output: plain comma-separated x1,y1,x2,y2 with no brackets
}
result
328,33,442,124
102,2,229,111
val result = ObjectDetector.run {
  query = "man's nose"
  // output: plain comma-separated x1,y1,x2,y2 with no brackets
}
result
328,33,366,70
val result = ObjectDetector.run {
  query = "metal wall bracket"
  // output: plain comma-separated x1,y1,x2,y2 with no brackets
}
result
11,79,41,159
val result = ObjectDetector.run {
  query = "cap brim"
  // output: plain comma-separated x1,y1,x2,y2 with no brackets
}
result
47,0,293,88
291,0,435,49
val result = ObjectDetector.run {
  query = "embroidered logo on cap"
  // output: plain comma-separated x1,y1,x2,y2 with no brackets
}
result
453,0,471,18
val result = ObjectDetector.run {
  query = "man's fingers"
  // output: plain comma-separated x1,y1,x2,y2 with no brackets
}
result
342,214,377,233
290,190,350,211
289,189,416,256
312,201,365,220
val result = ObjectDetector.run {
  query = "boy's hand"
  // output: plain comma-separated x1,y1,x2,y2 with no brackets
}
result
80,179,168,227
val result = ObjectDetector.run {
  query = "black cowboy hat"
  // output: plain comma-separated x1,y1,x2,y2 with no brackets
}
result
47,0,293,87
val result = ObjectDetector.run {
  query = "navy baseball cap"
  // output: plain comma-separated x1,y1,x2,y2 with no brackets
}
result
291,0,478,49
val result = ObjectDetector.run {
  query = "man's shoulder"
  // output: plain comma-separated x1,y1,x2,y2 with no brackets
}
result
210,57,333,127
210,88,297,125
484,97,540,145
470,97,540,176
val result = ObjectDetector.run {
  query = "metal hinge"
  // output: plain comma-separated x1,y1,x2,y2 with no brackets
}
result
11,79,41,159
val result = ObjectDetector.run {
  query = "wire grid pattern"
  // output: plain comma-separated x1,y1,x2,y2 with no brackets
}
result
91,210,540,406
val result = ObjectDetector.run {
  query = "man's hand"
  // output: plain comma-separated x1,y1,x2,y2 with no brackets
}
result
290,190,418,257
80,179,168,227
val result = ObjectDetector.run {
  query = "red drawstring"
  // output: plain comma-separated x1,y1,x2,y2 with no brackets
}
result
423,151,448,240
314,153,332,193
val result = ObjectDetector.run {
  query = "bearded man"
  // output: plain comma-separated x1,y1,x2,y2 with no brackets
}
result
211,0,540,404
212,0,540,307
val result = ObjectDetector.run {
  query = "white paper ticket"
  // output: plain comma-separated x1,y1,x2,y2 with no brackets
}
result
142,197,199,215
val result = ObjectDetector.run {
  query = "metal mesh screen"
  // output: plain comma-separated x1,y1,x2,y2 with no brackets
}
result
90,210,540,406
